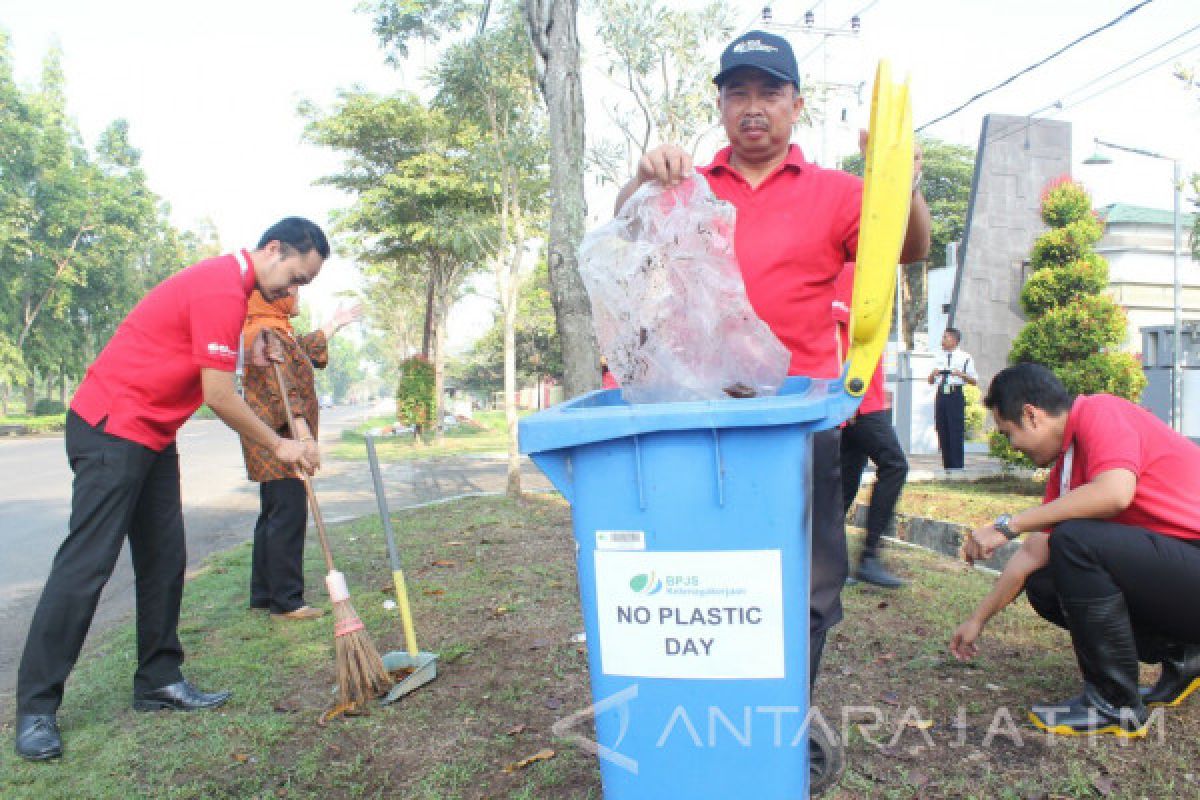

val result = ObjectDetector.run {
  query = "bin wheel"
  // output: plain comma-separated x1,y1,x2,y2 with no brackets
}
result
809,725,845,797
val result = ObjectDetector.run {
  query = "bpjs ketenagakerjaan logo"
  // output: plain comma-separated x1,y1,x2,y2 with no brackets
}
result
628,571,663,595
629,570,746,599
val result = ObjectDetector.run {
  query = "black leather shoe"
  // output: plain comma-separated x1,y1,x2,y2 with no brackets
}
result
15,714,62,761
133,680,232,712
854,555,906,589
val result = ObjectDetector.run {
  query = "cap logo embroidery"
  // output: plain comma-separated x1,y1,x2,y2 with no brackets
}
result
733,39,778,54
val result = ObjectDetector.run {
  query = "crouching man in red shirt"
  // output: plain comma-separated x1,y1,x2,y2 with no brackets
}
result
15,218,328,762
959,363,1200,738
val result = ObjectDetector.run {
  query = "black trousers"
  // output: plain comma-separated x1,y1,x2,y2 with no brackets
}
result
250,478,309,614
809,428,848,685
840,410,909,557
17,412,186,714
1025,519,1200,662
934,386,965,469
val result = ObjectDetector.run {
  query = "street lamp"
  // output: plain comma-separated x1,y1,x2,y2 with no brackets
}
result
1083,137,1185,432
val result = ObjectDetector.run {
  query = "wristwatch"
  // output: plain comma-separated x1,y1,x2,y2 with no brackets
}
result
994,514,1019,540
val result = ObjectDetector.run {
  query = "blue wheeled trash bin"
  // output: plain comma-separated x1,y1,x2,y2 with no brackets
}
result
519,375,860,799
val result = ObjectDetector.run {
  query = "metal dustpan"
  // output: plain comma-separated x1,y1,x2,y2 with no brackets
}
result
381,649,437,702
365,435,439,703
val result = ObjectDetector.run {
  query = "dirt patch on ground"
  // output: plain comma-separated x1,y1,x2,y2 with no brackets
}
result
244,494,601,799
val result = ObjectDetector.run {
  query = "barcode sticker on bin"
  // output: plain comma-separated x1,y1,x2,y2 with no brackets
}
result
596,530,646,551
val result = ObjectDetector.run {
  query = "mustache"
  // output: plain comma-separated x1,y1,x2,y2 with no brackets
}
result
739,116,768,130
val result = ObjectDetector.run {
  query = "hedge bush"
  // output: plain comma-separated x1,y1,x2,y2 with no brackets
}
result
396,355,435,433
992,178,1146,466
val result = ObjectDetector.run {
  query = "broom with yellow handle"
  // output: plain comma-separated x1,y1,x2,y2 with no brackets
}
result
271,357,393,708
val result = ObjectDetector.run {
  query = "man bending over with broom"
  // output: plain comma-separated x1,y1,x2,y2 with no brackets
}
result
15,218,327,762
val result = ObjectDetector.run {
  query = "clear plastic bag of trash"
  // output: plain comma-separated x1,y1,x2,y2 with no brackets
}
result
579,174,789,404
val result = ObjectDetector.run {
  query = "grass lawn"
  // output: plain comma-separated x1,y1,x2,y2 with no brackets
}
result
4,487,1197,799
0,413,66,434
895,475,1046,529
331,410,516,462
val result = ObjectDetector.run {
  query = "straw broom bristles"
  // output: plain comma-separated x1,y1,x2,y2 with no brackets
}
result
327,569,393,707
271,357,392,709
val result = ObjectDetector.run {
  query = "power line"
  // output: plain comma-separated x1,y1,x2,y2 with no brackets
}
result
1028,21,1200,116
1056,40,1200,113
979,27,1200,150
916,0,1157,132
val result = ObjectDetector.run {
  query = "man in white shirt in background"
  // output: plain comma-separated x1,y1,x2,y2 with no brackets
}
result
928,327,977,470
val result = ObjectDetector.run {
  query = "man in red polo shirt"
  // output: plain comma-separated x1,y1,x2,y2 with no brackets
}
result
15,217,328,762
614,30,930,702
962,363,1200,737
833,265,909,589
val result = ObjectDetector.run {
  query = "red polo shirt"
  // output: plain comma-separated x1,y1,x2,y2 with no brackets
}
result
832,262,886,414
698,144,862,378
71,251,257,450
1044,394,1200,542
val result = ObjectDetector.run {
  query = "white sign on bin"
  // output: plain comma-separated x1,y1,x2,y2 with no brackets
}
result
593,549,785,680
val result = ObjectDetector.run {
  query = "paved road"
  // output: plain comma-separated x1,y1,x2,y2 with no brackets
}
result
0,407,551,713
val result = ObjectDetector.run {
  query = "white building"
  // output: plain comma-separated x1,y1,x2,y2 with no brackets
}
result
1096,203,1199,355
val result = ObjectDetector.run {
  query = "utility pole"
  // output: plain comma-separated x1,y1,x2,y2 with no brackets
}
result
758,3,863,166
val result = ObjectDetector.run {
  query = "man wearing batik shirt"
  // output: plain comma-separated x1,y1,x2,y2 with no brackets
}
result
241,289,360,621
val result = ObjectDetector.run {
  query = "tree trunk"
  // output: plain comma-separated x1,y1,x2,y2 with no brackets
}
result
24,375,36,414
502,255,521,498
1,384,9,417
524,0,599,400
420,278,436,359
432,306,447,445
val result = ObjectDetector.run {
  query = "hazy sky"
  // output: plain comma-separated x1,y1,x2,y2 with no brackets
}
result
5,0,1198,348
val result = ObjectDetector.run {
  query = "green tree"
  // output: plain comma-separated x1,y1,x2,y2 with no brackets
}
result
991,177,1146,464
0,31,34,412
364,0,599,400
436,4,549,494
303,91,492,438
589,0,735,184
433,7,549,496
450,260,562,396
842,136,975,345
1,45,184,411
360,0,482,61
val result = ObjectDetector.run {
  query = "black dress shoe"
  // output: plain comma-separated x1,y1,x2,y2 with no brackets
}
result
133,680,232,712
15,714,62,761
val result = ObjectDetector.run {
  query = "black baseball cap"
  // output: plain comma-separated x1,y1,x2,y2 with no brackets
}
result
713,30,799,89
